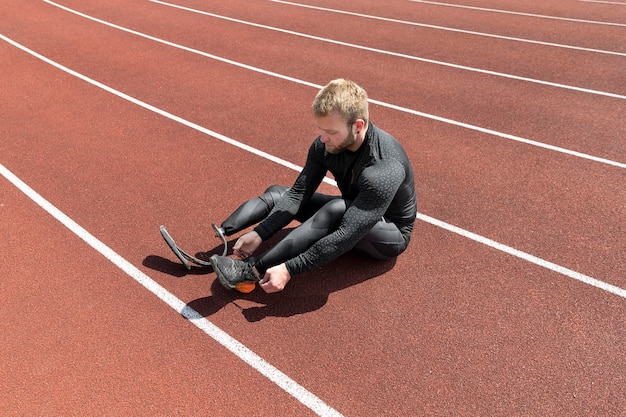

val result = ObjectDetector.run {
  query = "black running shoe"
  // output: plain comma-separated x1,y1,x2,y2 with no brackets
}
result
210,254,259,293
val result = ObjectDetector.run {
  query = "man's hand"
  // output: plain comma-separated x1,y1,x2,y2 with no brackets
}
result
233,231,262,259
259,263,291,293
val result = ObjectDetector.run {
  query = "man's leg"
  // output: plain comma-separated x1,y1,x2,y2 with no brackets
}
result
353,219,408,260
251,198,346,273
209,191,343,291
218,185,342,235
218,185,288,236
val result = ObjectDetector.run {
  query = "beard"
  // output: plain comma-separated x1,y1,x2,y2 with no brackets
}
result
325,129,357,154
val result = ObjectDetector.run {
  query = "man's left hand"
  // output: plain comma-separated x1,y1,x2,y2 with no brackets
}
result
259,263,291,293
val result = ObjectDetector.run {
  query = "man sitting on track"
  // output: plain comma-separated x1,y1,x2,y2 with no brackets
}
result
209,78,417,293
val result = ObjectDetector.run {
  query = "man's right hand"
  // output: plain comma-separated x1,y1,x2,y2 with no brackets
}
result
233,231,262,259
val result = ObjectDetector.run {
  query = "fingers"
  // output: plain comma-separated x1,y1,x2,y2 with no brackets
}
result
232,240,244,258
258,274,273,292
232,232,262,259
233,247,251,259
259,278,279,294
233,236,251,259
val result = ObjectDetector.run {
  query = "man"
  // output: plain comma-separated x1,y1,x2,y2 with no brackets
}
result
209,79,417,293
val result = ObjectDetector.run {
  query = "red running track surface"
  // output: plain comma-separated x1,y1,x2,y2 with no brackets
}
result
1,0,625,415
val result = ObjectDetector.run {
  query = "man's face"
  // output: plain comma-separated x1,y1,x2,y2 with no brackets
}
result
315,112,357,154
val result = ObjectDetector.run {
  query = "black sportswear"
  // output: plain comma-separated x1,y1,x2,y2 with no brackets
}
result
253,122,417,275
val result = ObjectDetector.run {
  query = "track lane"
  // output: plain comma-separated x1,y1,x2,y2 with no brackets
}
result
408,0,626,26
287,0,626,28
269,0,626,52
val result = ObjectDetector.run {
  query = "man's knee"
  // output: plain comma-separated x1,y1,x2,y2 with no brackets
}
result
264,184,287,194
260,185,288,206
311,199,346,228
354,221,408,260
322,198,347,216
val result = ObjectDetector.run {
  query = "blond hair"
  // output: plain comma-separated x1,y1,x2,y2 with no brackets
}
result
312,79,369,126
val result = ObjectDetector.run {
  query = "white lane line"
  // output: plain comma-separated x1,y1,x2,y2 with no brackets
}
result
579,0,626,4
272,0,626,56
408,0,626,27
35,1,626,170
417,213,626,299
0,164,342,417
2,34,624,301
149,0,626,100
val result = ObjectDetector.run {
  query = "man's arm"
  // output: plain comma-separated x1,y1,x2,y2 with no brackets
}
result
285,159,406,275
253,140,327,241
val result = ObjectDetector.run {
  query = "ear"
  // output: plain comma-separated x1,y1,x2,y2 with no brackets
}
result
354,119,365,134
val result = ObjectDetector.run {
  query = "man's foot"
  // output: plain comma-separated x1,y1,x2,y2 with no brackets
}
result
210,254,260,293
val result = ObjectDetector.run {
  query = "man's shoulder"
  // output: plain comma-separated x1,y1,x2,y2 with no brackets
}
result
306,136,327,158
367,123,408,161
309,136,325,151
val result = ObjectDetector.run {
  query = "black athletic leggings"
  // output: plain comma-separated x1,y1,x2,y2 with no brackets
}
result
220,185,406,273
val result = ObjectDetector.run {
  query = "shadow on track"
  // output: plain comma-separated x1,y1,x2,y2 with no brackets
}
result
143,255,211,277
187,252,395,321
143,229,396,321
